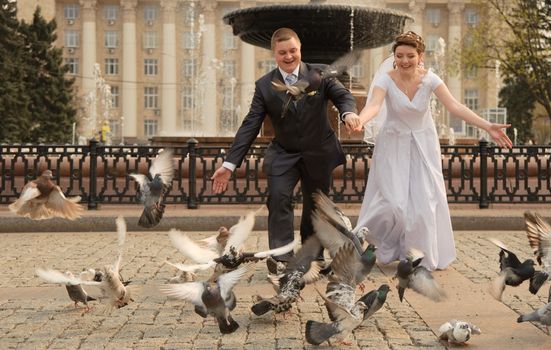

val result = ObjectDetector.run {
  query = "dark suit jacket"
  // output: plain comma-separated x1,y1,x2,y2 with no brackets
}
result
225,62,357,181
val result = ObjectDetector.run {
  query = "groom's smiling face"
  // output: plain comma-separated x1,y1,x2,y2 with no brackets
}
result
274,37,301,74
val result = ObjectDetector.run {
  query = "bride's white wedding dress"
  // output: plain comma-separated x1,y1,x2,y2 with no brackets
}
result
354,68,456,271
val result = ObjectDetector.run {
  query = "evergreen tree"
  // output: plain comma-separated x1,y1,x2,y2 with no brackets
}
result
20,6,76,143
499,77,536,143
0,0,31,143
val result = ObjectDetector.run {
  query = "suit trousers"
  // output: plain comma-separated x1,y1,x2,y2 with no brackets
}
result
267,159,331,262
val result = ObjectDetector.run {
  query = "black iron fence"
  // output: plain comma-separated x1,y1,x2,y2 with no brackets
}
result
1,139,550,209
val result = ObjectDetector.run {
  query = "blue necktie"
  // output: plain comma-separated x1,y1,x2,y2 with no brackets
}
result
285,73,297,85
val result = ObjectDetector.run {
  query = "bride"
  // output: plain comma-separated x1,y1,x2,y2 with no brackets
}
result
350,32,512,270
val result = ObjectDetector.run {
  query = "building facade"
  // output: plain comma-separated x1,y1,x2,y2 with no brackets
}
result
17,0,501,143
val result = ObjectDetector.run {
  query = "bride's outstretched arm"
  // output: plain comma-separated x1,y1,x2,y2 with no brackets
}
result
434,83,513,148
353,87,386,131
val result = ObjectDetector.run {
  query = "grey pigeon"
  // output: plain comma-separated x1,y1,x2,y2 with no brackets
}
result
517,302,551,333
524,211,551,300
252,236,323,316
162,266,247,334
396,248,446,302
271,50,363,118
488,237,540,301
36,269,100,312
305,288,367,346
9,169,83,220
439,320,481,344
357,284,390,324
130,149,174,228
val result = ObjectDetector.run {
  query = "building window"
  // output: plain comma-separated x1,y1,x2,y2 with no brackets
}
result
110,86,119,108
105,58,119,75
104,31,119,48
182,32,196,49
144,5,157,22
464,89,478,111
465,65,478,79
425,35,440,53
350,62,363,79
144,59,158,76
222,60,236,78
222,32,237,50
65,58,78,75
465,8,479,26
144,119,158,137
183,6,196,24
104,5,119,21
64,4,79,20
181,86,193,110
426,8,441,27
261,60,277,74
143,32,157,49
144,87,158,109
64,30,80,48
182,59,197,78
109,119,120,138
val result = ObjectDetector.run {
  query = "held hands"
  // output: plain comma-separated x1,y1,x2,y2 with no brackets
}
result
211,166,232,194
344,113,362,134
487,123,513,148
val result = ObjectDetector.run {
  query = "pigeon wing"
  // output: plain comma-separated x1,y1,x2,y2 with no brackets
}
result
36,268,101,286
169,229,219,263
44,186,83,220
409,267,446,302
322,49,363,78
224,209,260,254
149,149,175,186
524,211,551,271
8,182,41,213
217,266,247,300
161,282,205,307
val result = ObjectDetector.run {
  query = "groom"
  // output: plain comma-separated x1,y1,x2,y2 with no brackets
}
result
212,28,359,271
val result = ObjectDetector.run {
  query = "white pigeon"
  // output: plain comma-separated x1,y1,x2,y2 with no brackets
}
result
438,320,481,344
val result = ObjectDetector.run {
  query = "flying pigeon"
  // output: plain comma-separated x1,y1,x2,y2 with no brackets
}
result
9,169,83,220
517,301,551,333
487,237,541,301
524,211,551,300
395,248,446,302
162,266,247,334
271,49,363,118
35,269,100,312
130,149,175,228
438,320,481,344
251,236,323,316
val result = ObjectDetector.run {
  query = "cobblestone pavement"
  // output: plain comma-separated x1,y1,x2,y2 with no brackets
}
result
0,228,549,349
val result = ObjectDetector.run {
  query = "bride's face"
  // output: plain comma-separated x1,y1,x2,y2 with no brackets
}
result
394,45,423,73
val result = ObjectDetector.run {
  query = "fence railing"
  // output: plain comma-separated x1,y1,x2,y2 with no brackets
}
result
1,139,550,209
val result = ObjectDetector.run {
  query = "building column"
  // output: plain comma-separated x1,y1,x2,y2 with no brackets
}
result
79,0,97,139
121,0,138,139
239,2,255,126
201,1,218,136
407,0,426,35
447,1,464,130
160,0,178,136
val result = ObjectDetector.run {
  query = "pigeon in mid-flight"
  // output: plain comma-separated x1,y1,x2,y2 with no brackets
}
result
36,269,100,312
395,248,446,302
517,301,551,333
438,320,481,344
162,266,247,334
130,149,175,228
271,50,363,118
524,211,551,300
9,169,83,220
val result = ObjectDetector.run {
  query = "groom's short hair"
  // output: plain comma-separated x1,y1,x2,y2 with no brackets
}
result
271,28,301,50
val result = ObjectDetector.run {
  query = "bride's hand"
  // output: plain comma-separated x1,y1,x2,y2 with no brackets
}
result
487,123,513,148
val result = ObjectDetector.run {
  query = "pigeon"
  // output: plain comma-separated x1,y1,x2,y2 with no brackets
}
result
312,208,376,291
524,211,551,299
271,49,363,118
162,266,247,334
251,235,323,316
517,301,551,333
487,237,540,301
130,149,175,228
358,284,390,324
35,269,100,311
395,248,446,302
97,216,134,310
9,169,83,220
438,320,481,344
305,288,367,346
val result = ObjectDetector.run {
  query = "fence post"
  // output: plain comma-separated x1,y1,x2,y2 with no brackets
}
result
88,138,98,210
187,138,198,209
479,139,489,209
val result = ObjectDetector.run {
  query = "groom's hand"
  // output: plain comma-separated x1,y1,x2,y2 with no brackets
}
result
344,113,361,134
211,166,232,194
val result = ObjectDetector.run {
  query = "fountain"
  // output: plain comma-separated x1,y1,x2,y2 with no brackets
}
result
223,0,412,140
